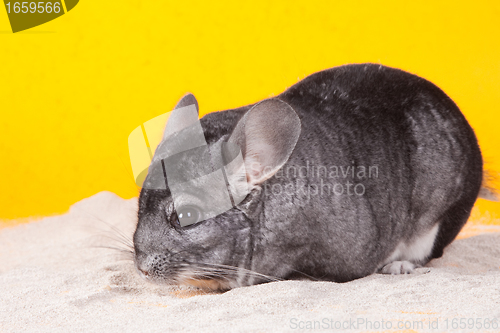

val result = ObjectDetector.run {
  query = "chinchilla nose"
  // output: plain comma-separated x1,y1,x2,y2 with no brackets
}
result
134,251,152,278
134,252,168,279
138,267,150,277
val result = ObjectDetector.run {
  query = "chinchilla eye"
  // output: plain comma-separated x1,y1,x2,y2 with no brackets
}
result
165,203,180,227
175,206,201,227
169,211,180,227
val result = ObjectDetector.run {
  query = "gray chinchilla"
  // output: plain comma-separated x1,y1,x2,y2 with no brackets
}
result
133,63,497,290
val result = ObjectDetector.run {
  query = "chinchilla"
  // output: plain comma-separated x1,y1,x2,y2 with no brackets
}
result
133,63,497,290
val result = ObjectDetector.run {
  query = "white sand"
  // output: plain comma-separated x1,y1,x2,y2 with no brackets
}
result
1,192,500,333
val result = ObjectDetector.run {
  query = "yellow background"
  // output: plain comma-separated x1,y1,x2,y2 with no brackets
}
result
0,1,499,224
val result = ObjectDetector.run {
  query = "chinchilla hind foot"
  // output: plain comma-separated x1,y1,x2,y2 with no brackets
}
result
379,261,418,275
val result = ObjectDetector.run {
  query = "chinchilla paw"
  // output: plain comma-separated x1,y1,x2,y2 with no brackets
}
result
380,261,417,275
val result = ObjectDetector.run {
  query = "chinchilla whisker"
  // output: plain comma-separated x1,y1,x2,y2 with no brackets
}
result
90,232,135,252
288,268,321,281
186,272,215,281
176,271,209,283
185,270,232,283
176,264,231,281
90,246,135,262
197,262,277,278
190,269,231,279
84,222,134,249
88,250,134,263
91,244,134,254
191,262,282,282
82,212,135,249
110,253,135,262
194,269,233,277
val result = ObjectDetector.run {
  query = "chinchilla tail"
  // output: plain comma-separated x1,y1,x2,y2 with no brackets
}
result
478,170,499,202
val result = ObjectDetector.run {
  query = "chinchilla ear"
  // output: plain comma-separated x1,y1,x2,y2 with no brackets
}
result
162,93,200,140
228,98,301,186
174,92,199,111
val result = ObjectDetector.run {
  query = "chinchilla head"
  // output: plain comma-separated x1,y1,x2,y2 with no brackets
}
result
133,93,301,290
